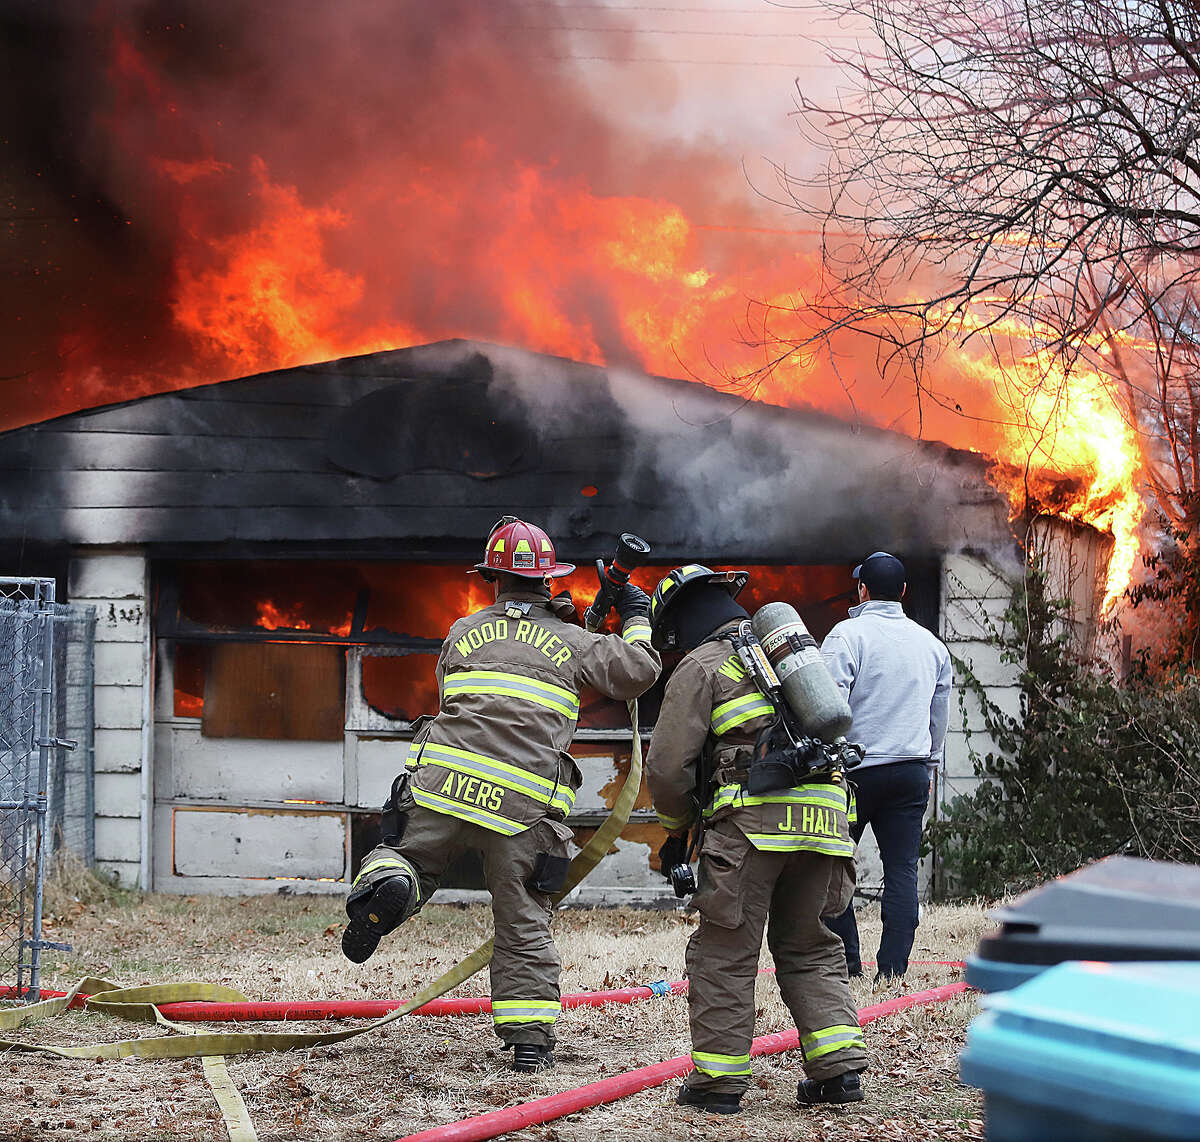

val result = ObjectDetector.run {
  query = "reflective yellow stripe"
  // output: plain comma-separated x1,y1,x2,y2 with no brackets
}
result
404,741,423,770
705,783,850,816
411,787,525,835
492,999,560,1025
656,809,693,831
443,671,580,719
352,856,422,902
353,857,406,883
743,833,855,856
622,621,652,644
420,742,577,815
710,693,775,735
420,742,568,804
801,1024,865,1061
691,1050,752,1077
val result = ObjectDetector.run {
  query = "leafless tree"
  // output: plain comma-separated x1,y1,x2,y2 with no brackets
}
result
771,0,1200,535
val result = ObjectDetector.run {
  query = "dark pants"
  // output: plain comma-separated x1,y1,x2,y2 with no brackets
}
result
826,760,930,978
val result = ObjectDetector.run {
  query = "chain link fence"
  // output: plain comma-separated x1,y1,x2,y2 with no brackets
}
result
49,605,96,867
1,577,57,999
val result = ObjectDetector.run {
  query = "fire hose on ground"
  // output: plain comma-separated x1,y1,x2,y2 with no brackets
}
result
0,974,971,1142
390,981,971,1142
0,964,964,1020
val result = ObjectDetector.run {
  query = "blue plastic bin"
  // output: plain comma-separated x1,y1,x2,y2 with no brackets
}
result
960,960,1200,1141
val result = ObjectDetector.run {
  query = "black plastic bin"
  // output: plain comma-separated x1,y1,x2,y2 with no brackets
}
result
966,855,1200,992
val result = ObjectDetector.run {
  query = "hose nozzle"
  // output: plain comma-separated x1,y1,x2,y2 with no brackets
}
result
584,533,652,631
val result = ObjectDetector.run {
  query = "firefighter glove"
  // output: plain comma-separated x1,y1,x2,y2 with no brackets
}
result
549,590,580,624
615,581,651,621
658,833,689,881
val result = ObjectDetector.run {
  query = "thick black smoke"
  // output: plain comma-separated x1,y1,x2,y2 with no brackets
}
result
1,0,762,430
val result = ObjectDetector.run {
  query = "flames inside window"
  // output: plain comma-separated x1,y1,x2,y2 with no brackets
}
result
166,559,861,729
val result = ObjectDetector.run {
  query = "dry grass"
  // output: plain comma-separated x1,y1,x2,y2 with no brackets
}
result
1,884,991,1142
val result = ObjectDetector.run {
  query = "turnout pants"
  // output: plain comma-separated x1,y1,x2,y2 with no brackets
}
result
684,820,868,1096
351,803,573,1048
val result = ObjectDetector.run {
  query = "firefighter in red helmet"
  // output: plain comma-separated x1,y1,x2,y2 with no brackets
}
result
343,517,661,1072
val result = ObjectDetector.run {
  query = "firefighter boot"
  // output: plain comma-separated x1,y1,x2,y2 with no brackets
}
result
675,1086,743,1115
797,1070,865,1106
341,876,412,963
512,1044,555,1073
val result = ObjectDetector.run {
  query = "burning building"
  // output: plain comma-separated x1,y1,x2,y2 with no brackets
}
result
0,340,1113,898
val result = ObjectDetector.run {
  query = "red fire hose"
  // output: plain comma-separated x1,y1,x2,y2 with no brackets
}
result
0,981,690,1020
391,981,970,1142
1,965,960,1022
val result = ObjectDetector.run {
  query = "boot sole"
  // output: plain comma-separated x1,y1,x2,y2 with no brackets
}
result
798,1088,865,1106
677,1091,742,1115
341,877,411,964
512,1055,555,1073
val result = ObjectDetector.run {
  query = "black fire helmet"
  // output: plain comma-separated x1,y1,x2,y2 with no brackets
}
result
648,564,749,650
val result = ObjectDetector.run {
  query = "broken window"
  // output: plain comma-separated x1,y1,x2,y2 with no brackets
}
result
161,558,873,734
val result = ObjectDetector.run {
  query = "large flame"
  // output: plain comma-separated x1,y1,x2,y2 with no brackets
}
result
5,4,1146,604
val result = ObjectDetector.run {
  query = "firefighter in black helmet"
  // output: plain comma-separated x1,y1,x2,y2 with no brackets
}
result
646,565,867,1116
648,564,749,652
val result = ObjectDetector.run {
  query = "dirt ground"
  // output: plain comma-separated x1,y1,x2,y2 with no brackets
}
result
1,876,990,1142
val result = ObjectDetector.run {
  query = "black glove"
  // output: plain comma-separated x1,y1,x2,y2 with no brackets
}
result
658,834,689,880
549,590,580,625
614,581,651,621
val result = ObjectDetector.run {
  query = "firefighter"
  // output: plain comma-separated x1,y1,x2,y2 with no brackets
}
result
342,518,661,1073
645,565,868,1114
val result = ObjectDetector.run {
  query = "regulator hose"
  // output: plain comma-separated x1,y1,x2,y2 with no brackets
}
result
2,965,964,1020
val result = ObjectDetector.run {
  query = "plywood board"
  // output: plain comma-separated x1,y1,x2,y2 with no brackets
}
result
202,642,344,741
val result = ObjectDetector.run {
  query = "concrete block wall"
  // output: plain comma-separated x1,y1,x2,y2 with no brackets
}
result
68,551,150,887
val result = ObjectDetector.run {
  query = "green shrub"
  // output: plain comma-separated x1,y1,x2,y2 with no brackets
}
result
929,565,1200,900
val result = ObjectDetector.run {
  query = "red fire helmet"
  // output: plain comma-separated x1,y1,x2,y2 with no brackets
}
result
473,518,576,580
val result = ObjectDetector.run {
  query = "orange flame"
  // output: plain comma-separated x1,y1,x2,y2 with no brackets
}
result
13,21,1149,611
256,599,352,637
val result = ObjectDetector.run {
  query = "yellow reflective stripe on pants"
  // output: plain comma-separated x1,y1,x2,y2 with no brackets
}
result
710,693,775,735
801,1024,866,1061
705,783,850,816
622,620,652,644
419,742,576,813
352,855,422,903
492,1000,559,1025
411,787,526,835
743,833,855,857
692,1050,752,1077
442,671,580,719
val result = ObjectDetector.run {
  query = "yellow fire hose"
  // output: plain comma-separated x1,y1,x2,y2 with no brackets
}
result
0,702,644,1138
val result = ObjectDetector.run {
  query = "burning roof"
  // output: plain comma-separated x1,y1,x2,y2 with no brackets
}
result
0,339,1010,563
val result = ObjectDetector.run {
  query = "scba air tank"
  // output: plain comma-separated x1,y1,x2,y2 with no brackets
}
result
751,602,852,742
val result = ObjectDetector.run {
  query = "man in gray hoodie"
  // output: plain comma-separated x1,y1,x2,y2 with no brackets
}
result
820,552,952,980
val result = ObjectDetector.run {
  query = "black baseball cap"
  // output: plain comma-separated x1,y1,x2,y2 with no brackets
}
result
852,551,906,596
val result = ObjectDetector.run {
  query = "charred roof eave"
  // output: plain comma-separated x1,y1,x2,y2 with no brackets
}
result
0,338,1013,560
